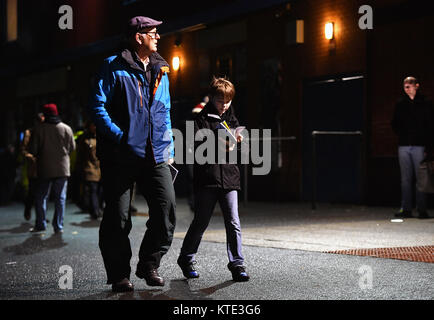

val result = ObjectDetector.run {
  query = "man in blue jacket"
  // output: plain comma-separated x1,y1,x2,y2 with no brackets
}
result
88,16,176,292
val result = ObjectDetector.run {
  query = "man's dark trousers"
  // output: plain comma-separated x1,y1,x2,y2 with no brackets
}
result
99,157,176,284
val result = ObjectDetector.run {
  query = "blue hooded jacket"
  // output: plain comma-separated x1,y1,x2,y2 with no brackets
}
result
88,48,174,164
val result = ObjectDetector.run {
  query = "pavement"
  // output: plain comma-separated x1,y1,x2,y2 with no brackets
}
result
0,197,433,300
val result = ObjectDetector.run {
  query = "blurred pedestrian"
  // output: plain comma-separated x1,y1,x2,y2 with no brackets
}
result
177,77,250,282
186,96,209,211
69,128,85,211
30,103,76,233
192,96,208,114
88,16,176,292
77,121,103,220
20,113,45,220
391,77,433,219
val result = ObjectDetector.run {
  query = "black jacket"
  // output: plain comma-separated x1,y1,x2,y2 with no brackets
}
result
391,93,434,149
193,103,241,190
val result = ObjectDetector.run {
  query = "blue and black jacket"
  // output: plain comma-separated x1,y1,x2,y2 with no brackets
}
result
88,48,174,164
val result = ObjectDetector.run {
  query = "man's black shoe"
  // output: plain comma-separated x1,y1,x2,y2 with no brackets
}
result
29,227,46,233
177,258,199,279
136,268,164,286
394,210,413,218
112,278,134,293
418,211,430,219
230,265,250,282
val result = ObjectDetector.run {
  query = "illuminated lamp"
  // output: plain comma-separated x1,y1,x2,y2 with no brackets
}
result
172,56,180,71
325,22,334,40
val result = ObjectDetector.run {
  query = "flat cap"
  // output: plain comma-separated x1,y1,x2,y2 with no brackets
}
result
128,16,162,34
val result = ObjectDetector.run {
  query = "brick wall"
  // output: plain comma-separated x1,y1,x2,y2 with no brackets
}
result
298,0,367,78
156,0,434,202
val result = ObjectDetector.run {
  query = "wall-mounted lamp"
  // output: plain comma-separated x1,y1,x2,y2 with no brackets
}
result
325,22,334,40
172,56,180,71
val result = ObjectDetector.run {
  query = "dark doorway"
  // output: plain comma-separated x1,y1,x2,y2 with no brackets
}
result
302,75,364,203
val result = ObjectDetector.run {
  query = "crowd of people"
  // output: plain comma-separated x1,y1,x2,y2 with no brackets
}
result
15,104,104,234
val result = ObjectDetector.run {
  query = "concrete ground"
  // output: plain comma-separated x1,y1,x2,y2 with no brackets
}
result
183,201,434,252
0,197,433,300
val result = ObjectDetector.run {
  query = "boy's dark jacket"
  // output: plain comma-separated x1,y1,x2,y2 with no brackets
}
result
194,103,241,190
391,92,434,150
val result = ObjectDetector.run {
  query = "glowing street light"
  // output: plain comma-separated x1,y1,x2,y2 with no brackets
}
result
172,56,180,71
325,22,334,40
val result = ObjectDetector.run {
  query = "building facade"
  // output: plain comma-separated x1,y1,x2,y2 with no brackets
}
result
1,0,433,205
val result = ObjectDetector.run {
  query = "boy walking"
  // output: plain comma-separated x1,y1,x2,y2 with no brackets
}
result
177,78,249,282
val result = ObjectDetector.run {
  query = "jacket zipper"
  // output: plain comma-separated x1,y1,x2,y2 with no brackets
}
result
137,80,143,108
144,72,157,164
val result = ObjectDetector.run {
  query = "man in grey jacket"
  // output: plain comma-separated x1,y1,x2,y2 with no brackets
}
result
30,103,76,233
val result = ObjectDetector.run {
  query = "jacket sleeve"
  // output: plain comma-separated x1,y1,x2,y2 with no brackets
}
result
68,127,76,154
162,73,175,159
29,126,39,157
88,59,123,144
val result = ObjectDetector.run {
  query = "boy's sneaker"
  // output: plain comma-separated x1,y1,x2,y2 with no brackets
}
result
177,258,199,279
230,265,250,282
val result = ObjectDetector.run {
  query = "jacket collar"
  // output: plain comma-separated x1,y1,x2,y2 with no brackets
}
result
120,47,169,74
403,91,425,103
45,115,61,124
202,103,234,121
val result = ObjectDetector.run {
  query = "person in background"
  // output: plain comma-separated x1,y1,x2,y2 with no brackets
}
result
186,96,209,212
391,76,433,219
30,103,76,233
77,121,103,220
20,113,45,221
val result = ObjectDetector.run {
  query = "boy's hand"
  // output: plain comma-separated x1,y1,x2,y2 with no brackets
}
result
218,137,236,152
227,140,236,151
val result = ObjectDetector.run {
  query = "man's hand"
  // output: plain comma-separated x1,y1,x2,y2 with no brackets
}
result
25,153,36,162
168,158,175,165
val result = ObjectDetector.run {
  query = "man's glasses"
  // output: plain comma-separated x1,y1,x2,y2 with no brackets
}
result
140,31,159,39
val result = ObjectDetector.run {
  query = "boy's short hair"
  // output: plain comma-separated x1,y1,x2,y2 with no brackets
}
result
403,76,419,85
209,77,235,102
